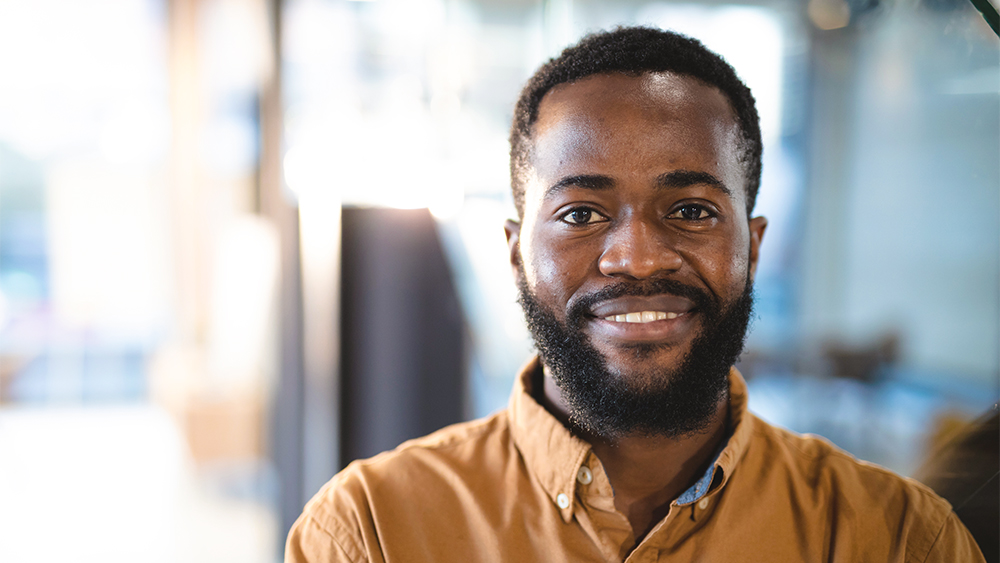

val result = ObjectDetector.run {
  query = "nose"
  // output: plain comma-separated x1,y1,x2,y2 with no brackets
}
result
598,217,683,279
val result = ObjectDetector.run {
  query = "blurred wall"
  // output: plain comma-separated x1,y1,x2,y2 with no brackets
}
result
801,6,999,386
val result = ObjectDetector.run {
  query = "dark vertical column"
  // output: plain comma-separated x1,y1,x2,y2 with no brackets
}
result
340,207,466,465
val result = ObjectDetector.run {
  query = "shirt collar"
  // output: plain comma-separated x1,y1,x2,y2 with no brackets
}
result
507,355,756,518
507,356,591,522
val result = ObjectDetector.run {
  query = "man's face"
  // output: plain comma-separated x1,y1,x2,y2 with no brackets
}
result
505,72,767,437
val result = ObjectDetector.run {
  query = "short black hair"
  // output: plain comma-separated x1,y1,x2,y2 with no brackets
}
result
509,26,762,217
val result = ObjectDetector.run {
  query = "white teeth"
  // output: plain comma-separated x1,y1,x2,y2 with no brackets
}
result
603,311,681,323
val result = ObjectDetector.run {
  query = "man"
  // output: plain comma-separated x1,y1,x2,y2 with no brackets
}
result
286,27,984,562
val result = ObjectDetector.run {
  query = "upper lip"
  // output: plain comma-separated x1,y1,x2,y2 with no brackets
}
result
588,295,697,318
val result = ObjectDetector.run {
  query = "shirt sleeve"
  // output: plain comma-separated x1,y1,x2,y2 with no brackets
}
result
921,511,986,563
285,512,365,563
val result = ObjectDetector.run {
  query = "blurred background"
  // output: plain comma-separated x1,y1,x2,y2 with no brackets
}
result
0,0,995,561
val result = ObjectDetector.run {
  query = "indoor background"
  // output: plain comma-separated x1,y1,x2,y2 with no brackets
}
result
0,0,996,561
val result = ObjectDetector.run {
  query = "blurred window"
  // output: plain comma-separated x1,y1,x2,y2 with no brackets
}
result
0,0,170,403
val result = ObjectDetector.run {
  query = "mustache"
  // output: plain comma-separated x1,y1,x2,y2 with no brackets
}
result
566,278,716,329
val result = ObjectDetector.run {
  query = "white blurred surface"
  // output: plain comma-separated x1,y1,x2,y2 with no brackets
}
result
0,406,278,563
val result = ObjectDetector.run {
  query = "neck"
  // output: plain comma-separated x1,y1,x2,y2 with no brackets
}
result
541,368,729,542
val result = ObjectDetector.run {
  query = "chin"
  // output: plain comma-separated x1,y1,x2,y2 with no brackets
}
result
598,341,689,376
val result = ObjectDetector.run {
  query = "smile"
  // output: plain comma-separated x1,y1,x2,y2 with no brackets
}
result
584,295,699,345
603,311,680,323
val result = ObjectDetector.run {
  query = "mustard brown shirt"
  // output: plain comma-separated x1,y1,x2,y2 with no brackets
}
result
286,357,985,562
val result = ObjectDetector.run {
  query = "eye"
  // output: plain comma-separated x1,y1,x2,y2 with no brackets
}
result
560,207,608,225
667,204,714,221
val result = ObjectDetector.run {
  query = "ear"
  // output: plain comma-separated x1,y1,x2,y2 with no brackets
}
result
504,219,522,276
748,215,767,281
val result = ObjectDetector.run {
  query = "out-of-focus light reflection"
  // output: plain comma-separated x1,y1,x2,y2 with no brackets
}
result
372,0,445,41
283,0,468,216
284,120,467,215
808,0,851,30
98,104,170,167
0,406,184,563
202,0,270,95
283,144,342,205
46,162,169,335
0,0,165,162
428,174,465,221
207,216,279,388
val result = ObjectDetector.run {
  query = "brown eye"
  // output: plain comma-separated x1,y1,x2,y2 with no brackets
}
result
569,209,592,223
669,205,712,220
561,207,607,225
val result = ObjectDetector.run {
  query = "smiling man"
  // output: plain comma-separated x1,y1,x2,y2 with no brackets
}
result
286,27,984,562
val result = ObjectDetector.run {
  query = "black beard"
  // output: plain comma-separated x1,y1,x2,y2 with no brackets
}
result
517,273,754,440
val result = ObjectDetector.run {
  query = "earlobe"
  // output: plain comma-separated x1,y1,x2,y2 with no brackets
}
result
748,216,767,281
504,219,522,272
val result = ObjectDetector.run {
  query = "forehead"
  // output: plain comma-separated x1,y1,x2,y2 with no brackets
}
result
527,72,744,204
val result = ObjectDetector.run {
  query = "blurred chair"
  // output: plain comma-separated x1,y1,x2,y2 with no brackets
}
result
822,332,900,383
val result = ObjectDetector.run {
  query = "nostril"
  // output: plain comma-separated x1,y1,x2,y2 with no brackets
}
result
599,238,683,277
598,248,682,279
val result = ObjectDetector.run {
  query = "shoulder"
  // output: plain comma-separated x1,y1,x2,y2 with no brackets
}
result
286,411,516,562
335,408,516,490
748,413,945,506
737,414,978,562
312,409,513,515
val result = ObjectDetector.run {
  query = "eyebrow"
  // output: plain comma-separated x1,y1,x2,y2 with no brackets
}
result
543,170,732,199
657,170,732,197
543,174,615,199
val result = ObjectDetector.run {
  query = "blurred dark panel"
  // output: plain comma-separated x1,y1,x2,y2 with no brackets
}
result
340,207,466,466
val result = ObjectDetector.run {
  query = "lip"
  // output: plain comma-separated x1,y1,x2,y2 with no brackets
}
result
584,295,699,345
588,295,696,318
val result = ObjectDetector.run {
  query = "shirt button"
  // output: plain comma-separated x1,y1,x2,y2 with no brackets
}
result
576,466,593,485
698,498,709,510
556,493,570,509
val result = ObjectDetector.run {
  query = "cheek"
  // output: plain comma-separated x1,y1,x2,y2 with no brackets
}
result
523,248,561,291
682,229,751,293
723,234,753,287
520,228,593,305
